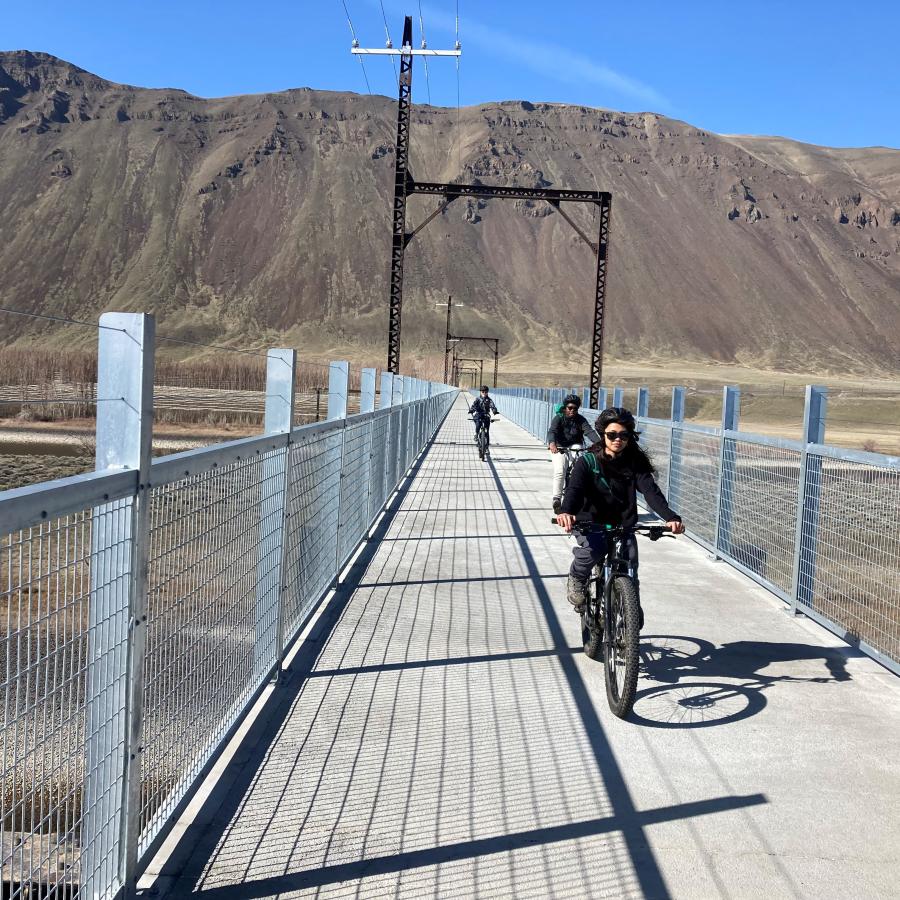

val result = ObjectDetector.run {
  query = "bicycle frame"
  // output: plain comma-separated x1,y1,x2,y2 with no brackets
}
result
597,531,636,593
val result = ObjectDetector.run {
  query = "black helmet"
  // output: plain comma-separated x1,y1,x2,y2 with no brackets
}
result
563,393,581,409
480,385,490,393
597,406,638,436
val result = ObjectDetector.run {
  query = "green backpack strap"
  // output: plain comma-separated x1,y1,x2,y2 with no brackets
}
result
583,451,611,491
553,402,564,416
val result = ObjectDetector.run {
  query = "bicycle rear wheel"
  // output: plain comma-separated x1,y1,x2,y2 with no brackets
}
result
604,575,641,718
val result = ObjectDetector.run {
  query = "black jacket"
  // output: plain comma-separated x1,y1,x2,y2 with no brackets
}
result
547,413,599,447
560,450,680,527
469,396,498,419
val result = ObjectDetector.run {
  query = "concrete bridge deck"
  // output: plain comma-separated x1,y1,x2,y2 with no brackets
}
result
145,397,900,899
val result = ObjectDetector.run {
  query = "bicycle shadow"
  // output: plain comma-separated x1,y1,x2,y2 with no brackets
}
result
629,635,863,728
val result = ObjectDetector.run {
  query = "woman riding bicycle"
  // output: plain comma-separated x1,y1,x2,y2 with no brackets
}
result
555,407,684,622
547,393,600,514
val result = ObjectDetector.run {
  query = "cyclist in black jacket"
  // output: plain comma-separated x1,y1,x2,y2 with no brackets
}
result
468,386,499,444
555,407,684,624
547,393,600,514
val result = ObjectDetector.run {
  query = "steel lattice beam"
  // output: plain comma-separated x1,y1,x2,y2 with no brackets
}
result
589,199,611,409
386,16,415,374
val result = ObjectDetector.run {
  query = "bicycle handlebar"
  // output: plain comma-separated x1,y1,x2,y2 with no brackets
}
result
551,519,675,541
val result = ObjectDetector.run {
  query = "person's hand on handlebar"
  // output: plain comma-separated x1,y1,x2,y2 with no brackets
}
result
555,513,577,533
549,441,558,454
667,519,685,535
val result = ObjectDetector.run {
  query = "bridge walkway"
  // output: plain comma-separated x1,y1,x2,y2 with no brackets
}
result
145,396,900,899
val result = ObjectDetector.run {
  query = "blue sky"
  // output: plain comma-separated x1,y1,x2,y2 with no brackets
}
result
5,1,899,148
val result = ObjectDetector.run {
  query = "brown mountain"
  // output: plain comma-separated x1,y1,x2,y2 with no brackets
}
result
1,50,898,375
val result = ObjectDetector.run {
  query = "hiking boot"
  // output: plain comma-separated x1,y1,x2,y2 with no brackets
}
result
567,575,589,610
552,497,562,515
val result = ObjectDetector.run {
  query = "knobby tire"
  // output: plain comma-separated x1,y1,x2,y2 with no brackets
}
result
604,575,641,718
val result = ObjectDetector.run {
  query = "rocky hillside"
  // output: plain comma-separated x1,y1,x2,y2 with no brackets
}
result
0,50,898,374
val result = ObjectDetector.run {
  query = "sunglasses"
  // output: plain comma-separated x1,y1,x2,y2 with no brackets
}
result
604,430,631,441
565,405,578,410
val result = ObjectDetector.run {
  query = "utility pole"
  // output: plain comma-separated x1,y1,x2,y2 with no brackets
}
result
352,15,611,406
443,295,453,384
353,17,460,376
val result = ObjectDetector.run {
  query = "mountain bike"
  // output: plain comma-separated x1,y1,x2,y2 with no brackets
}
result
473,416,497,461
553,519,674,718
561,443,585,492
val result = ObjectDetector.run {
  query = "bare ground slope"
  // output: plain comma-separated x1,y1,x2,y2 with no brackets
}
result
0,50,898,375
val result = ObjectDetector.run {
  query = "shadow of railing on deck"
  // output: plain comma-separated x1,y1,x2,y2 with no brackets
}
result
151,407,768,900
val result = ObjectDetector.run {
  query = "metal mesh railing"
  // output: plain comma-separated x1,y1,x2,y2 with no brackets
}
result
720,438,800,596
638,421,671,496
139,446,285,852
0,384,456,899
282,426,345,643
1,502,132,899
337,417,375,570
668,427,720,548
800,451,900,662
496,390,900,676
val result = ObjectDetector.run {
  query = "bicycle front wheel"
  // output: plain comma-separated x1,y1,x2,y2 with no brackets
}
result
604,575,641,718
477,429,486,460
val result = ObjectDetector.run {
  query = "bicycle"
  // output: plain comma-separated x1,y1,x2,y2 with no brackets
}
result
552,519,674,718
473,416,497,461
560,442,586,492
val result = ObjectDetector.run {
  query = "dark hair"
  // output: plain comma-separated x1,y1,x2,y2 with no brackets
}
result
595,407,655,474
480,385,490,392
563,393,581,409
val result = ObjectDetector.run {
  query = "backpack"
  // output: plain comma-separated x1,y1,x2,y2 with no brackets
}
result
583,451,612,493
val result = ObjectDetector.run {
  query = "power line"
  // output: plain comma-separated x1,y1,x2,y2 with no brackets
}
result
155,335,268,358
417,1,440,170
0,306,125,333
0,305,272,359
379,0,401,88
338,0,393,147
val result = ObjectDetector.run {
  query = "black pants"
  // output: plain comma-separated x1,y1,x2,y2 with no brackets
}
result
570,530,639,591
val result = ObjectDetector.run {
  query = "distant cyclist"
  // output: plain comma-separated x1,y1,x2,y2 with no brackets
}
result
548,393,600,514
469,385,499,445
555,407,684,625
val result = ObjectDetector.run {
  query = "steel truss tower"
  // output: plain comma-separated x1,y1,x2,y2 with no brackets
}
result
359,15,612,407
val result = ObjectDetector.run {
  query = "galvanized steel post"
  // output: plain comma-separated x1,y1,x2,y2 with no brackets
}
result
85,312,155,897
360,367,377,413
637,387,649,419
379,371,394,409
713,386,741,557
329,361,350,580
392,374,404,407
327,360,349,420
668,386,686,498
261,349,296,676
598,387,608,411
791,386,828,615
402,376,414,469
